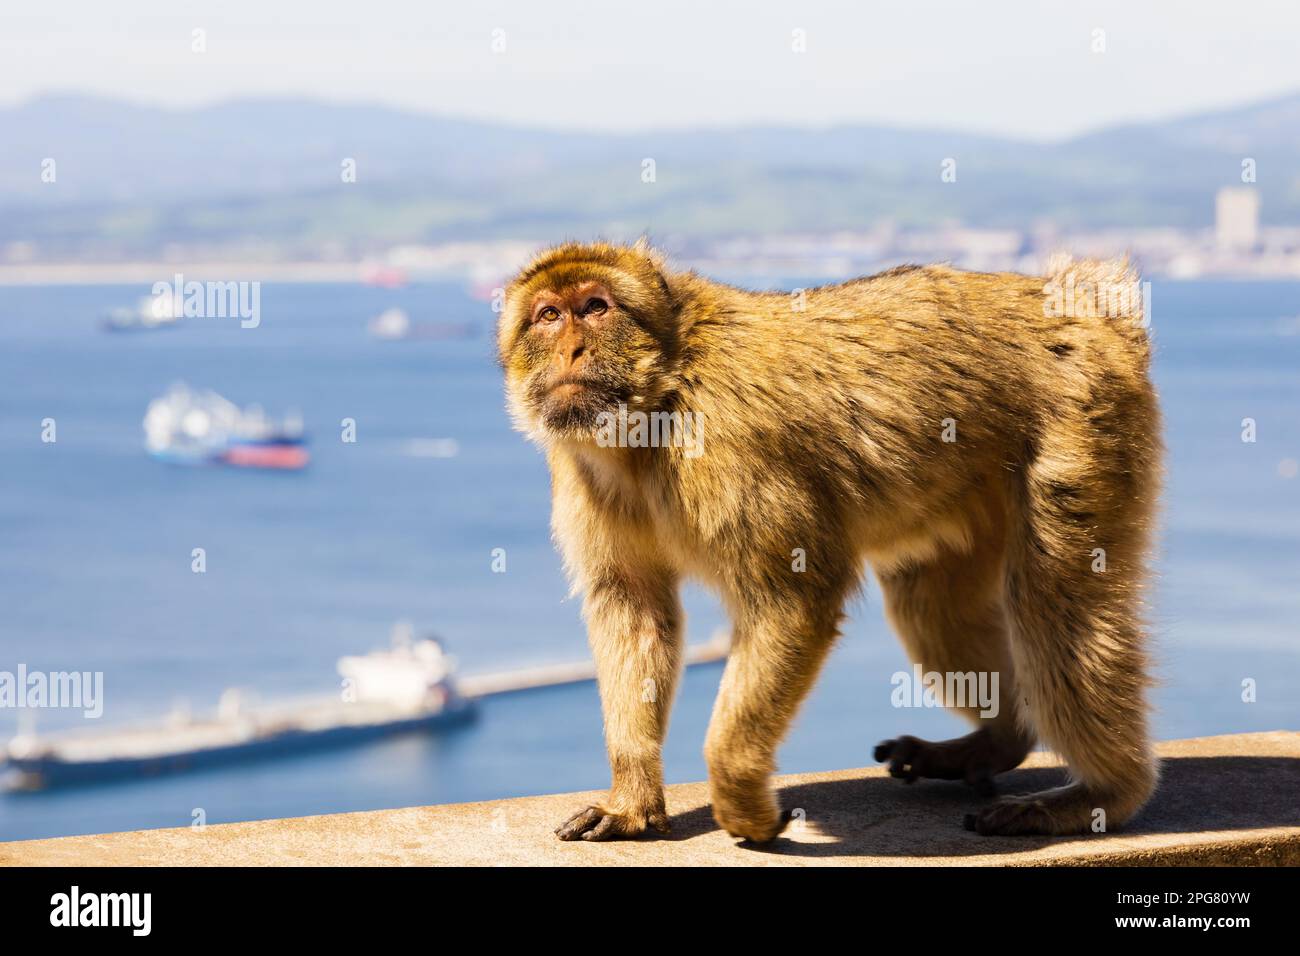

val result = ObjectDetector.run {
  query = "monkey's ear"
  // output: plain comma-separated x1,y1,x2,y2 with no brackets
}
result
630,237,682,326
628,234,672,288
631,234,667,270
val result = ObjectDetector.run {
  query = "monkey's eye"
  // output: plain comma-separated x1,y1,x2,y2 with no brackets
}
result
583,297,608,316
536,306,561,323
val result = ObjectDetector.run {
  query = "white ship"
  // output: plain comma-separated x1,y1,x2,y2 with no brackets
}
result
101,294,185,332
3,626,474,791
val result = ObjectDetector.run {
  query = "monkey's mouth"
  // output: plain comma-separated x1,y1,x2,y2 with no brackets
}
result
534,374,626,434
546,374,604,396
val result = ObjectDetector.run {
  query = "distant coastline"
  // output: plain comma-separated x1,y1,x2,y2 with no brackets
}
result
0,262,376,286
5,245,1300,288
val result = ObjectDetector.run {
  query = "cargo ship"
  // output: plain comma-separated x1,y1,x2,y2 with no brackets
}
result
143,383,309,469
3,628,475,790
2,630,731,792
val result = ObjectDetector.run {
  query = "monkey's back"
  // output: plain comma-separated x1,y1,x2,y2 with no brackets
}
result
664,260,1158,569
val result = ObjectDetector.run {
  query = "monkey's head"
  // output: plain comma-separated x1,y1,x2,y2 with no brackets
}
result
498,241,681,442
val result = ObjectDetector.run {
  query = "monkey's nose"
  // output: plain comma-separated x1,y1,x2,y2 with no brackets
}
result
556,337,586,373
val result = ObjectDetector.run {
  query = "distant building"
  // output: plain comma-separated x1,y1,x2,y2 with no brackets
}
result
1216,187,1260,251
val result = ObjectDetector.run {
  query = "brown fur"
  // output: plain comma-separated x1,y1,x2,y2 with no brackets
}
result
498,239,1162,842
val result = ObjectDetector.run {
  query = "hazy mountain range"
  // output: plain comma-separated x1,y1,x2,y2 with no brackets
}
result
4,91,1299,258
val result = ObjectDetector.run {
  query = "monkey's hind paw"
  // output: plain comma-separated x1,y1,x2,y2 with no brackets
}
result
963,795,1057,836
963,780,1117,836
874,734,997,796
964,780,1131,836
554,805,670,842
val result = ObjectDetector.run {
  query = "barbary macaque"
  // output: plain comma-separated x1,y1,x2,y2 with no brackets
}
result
498,240,1160,842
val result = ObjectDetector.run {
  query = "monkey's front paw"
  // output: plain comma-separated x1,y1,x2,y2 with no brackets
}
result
709,779,788,844
554,804,670,842
712,805,788,844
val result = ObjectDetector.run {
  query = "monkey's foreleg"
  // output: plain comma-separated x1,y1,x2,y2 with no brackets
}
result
555,571,683,842
704,596,843,843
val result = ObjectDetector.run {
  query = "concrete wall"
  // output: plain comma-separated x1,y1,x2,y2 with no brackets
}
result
4,731,1297,866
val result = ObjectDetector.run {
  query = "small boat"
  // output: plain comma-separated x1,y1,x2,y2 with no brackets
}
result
467,265,504,304
400,438,460,459
367,307,477,342
3,626,475,790
368,307,413,340
143,383,309,469
360,264,408,288
101,294,184,332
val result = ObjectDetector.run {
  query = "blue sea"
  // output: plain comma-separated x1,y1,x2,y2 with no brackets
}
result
1,278,1297,842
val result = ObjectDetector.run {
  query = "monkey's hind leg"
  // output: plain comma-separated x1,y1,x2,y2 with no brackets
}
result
874,533,1034,797
969,434,1160,836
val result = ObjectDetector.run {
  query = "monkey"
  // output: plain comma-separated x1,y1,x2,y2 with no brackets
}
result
497,239,1161,843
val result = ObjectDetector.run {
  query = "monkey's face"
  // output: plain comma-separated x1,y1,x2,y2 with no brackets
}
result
499,245,678,441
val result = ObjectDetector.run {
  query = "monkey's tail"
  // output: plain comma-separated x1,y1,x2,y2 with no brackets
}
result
1042,253,1150,349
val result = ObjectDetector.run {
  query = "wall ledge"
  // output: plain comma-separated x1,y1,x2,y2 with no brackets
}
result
4,731,1298,866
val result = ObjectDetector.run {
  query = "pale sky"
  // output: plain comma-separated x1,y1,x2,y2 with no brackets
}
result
3,0,1299,139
